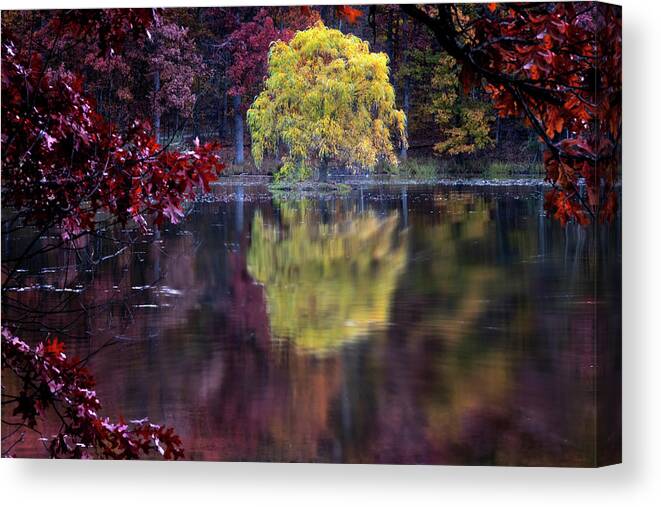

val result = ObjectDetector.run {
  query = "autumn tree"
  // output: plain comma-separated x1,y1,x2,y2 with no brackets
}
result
1,39,221,240
247,22,407,181
227,8,319,164
4,9,207,144
430,54,494,156
227,9,285,165
401,2,621,224
149,18,206,143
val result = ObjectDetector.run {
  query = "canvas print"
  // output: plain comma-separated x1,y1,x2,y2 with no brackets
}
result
1,3,621,466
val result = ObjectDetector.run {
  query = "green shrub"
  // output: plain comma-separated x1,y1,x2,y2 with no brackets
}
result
484,161,545,179
410,159,439,180
380,160,401,177
486,161,513,178
386,158,438,180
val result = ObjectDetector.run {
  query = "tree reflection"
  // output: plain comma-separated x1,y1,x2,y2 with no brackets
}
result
247,201,407,354
352,191,617,465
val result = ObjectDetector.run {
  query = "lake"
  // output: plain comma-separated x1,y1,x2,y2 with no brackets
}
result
2,180,621,465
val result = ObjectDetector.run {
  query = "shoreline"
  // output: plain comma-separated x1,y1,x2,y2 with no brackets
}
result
211,174,551,188
197,175,552,202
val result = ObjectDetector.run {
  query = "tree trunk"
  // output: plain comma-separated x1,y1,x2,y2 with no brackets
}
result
233,94,244,164
400,77,410,160
399,18,410,160
317,158,329,182
153,70,161,144
369,6,377,46
193,107,200,139
386,12,395,66
222,90,229,139
218,86,228,140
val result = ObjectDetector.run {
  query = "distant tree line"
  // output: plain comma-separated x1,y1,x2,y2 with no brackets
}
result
1,5,541,170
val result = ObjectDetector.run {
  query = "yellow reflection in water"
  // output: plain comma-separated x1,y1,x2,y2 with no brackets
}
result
247,202,407,355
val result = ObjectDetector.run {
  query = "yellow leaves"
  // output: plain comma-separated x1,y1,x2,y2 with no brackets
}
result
431,55,494,156
247,22,407,180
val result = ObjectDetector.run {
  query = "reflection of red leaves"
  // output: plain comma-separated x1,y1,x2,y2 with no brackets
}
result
587,186,599,208
336,6,363,24
599,190,618,223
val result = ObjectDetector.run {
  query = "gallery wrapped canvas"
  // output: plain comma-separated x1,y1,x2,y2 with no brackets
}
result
1,2,621,466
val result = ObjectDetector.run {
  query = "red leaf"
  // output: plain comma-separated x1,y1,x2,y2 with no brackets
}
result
336,6,363,24
45,338,65,356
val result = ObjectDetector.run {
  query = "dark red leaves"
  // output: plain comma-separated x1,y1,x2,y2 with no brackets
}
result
544,190,589,227
227,10,286,99
458,64,479,95
418,3,621,225
474,3,621,225
1,40,224,238
45,338,65,357
2,328,184,459
227,8,318,100
53,9,157,57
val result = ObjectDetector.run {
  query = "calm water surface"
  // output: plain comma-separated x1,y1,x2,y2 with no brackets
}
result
4,181,621,465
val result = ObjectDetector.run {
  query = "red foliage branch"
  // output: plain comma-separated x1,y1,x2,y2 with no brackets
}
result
1,10,218,459
402,2,621,225
1,328,184,459
1,41,223,239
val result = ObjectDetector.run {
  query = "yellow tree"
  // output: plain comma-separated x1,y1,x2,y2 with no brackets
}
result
247,22,407,181
431,54,494,156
